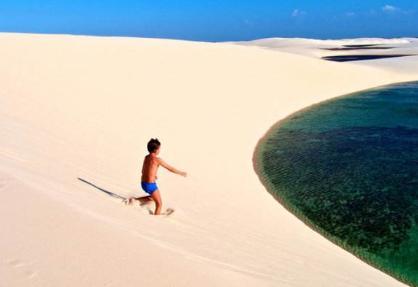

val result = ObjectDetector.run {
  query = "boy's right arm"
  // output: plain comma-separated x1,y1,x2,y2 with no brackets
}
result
158,158,187,177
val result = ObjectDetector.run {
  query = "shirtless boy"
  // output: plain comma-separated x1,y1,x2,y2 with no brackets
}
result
128,138,187,215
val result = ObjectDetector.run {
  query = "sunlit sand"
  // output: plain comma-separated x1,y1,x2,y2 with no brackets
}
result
1,33,418,286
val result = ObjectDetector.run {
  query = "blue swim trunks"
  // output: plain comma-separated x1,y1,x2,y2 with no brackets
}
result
141,181,158,195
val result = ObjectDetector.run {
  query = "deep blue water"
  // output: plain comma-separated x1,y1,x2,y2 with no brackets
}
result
255,82,418,286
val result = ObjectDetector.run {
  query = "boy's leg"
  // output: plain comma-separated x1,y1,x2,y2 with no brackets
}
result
128,196,152,206
151,190,162,215
137,196,153,206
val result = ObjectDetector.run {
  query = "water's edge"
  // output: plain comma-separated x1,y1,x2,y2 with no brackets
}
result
252,81,418,287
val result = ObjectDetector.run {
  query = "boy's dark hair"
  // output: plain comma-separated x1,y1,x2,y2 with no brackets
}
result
147,138,161,153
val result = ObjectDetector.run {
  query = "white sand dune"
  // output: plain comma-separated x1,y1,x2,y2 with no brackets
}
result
1,33,418,287
234,37,418,70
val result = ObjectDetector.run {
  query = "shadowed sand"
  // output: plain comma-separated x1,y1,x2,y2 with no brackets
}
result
78,177,126,200
322,54,416,62
1,33,418,287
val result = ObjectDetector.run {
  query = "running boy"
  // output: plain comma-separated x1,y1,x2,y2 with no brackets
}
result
129,138,187,215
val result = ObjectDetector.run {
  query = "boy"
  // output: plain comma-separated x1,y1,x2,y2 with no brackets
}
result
128,138,187,215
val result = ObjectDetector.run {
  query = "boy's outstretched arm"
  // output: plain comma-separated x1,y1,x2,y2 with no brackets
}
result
158,158,187,177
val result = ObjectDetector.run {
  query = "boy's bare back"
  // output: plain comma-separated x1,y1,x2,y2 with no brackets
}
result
141,154,159,182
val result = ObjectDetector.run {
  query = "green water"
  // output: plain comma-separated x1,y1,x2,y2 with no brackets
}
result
255,82,418,286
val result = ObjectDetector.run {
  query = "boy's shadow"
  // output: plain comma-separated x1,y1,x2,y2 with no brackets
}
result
77,177,126,200
77,177,154,214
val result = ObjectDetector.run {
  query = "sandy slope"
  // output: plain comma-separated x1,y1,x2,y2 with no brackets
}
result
1,33,418,287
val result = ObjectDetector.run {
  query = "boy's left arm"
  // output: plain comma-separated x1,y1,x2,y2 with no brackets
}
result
158,158,187,177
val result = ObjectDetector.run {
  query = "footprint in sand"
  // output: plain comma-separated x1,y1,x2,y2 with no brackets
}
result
161,208,175,216
145,207,175,216
0,178,10,189
7,259,25,268
25,270,38,279
7,259,38,279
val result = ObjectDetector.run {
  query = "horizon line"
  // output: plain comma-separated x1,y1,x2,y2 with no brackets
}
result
0,30,417,43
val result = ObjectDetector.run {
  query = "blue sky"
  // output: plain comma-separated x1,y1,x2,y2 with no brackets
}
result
0,0,417,41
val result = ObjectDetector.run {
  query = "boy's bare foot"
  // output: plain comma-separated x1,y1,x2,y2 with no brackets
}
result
125,196,153,207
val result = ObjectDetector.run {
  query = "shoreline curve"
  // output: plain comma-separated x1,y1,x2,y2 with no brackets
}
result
252,81,418,287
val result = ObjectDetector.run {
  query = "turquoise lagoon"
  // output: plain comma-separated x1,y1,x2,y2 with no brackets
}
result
255,82,418,286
